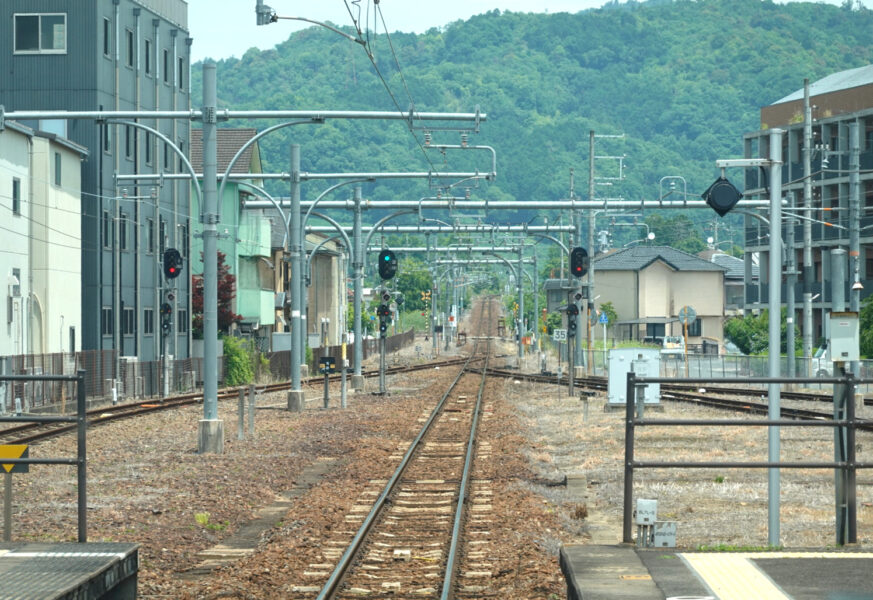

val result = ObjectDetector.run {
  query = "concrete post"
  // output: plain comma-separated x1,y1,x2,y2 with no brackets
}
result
831,248,848,544
848,122,861,378
786,192,796,379
198,62,224,454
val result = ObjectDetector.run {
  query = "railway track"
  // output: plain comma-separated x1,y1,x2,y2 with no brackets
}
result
485,366,873,430
0,357,471,446
293,296,499,599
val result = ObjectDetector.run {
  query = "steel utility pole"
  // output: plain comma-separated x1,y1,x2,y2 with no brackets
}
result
287,145,305,410
352,187,365,390
199,63,223,453
802,79,814,375
716,127,784,546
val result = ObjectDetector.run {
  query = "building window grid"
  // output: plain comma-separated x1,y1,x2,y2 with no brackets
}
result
103,17,111,57
125,125,133,159
119,213,128,251
162,49,169,84
12,178,21,215
102,210,112,249
178,57,184,89
14,13,67,54
146,218,155,254
177,309,188,334
53,152,62,186
125,29,134,68
122,307,135,336
101,307,113,336
145,39,152,75
144,308,154,335
687,319,702,337
144,132,152,165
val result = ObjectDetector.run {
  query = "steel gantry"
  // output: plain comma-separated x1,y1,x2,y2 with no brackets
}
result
0,62,487,454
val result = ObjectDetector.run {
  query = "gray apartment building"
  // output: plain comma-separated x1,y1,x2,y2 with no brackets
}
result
0,0,193,363
742,64,873,343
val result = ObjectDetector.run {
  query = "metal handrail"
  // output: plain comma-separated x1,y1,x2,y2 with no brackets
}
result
623,372,866,547
0,370,87,542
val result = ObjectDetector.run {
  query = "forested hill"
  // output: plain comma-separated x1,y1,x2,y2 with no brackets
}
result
191,0,873,235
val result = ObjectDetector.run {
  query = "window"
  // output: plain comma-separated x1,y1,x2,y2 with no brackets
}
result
12,178,21,215
103,17,111,57
125,125,133,159
54,152,62,186
178,140,185,172
687,320,702,337
159,218,166,253
177,309,188,333
144,308,154,335
178,57,184,89
103,124,111,154
101,307,113,336
125,29,134,68
162,49,169,83
180,223,189,258
14,13,66,54
146,218,155,254
163,142,169,171
102,210,112,249
119,213,128,251
145,132,152,165
122,307,135,336
11,268,21,297
144,39,152,75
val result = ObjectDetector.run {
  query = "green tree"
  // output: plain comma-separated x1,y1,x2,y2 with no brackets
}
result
723,308,800,355
599,301,618,325
860,295,873,357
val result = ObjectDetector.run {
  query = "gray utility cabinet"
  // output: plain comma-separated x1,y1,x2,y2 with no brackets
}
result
607,348,660,406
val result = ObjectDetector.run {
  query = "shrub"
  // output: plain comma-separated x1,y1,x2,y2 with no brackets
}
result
224,336,254,386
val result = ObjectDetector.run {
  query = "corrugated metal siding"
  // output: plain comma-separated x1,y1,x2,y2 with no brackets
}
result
134,0,188,31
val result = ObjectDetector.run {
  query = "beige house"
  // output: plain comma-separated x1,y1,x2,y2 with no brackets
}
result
593,246,726,352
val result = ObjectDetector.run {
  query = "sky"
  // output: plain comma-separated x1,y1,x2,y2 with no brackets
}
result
188,0,847,64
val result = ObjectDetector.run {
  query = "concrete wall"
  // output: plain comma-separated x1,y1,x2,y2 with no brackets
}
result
29,135,84,354
0,125,32,356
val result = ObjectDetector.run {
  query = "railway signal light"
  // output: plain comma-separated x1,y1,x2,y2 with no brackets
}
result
570,247,589,278
378,304,392,318
379,320,388,335
160,302,173,318
163,248,183,280
382,290,392,303
378,249,398,280
702,176,743,217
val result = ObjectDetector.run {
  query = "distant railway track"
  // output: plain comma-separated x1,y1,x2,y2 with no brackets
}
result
0,357,472,446
484,367,873,431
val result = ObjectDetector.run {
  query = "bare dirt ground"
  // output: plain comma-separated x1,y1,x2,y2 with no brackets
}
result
4,331,872,599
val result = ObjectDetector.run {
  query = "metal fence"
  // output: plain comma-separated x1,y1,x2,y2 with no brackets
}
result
583,350,873,393
623,372,872,547
0,350,225,412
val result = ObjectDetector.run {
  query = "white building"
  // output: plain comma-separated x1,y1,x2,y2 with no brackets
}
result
0,121,87,357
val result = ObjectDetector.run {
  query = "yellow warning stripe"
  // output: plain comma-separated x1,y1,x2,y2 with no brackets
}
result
681,552,873,600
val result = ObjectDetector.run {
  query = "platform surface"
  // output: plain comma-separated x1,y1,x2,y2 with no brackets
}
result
0,542,138,600
561,544,873,600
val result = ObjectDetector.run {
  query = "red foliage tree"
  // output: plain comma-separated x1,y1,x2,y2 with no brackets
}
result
191,250,243,338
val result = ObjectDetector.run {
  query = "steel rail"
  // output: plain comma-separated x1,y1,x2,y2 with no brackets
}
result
441,300,492,598
315,352,478,600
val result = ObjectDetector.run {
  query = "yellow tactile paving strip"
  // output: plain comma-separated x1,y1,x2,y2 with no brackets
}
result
680,552,873,600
